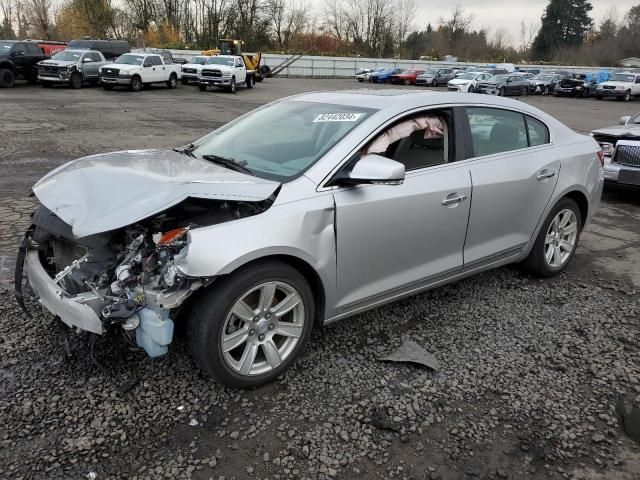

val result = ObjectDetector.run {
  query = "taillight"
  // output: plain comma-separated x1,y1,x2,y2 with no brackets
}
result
596,150,604,167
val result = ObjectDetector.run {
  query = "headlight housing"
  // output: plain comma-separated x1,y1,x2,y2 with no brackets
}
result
599,142,614,156
616,85,625,90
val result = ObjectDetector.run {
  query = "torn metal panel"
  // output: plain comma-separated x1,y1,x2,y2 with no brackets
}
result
381,340,440,370
33,149,280,238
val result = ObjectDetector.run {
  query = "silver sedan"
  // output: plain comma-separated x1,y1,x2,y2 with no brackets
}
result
19,91,604,388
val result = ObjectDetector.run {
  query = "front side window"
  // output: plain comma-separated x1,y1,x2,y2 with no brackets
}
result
52,51,82,62
192,101,376,181
467,108,528,156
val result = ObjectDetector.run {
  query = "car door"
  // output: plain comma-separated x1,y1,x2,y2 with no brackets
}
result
81,52,99,79
234,57,245,81
152,56,166,81
11,43,28,75
331,109,472,310
463,107,559,265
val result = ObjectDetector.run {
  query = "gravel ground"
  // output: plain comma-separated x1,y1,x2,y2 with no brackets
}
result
0,79,639,480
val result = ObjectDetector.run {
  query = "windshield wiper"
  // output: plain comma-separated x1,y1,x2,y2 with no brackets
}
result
173,144,197,158
201,154,254,175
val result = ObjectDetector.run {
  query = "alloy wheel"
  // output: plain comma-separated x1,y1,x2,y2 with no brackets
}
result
544,208,578,268
221,281,305,376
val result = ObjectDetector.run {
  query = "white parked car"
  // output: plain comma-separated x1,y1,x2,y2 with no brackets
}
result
362,68,384,82
198,55,255,93
181,55,209,84
99,53,181,91
355,68,374,82
595,72,640,101
447,72,492,93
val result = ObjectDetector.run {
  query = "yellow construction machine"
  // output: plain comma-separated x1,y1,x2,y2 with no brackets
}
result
202,39,270,82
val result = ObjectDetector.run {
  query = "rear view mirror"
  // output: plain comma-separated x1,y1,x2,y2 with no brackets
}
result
620,116,631,125
337,154,405,186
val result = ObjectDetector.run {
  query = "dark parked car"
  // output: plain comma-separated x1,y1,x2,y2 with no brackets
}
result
554,74,598,98
66,39,130,61
0,40,47,87
529,73,564,95
476,73,531,96
370,68,404,83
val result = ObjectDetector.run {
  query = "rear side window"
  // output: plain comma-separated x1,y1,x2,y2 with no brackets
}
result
467,108,528,156
526,116,550,146
467,107,550,156
26,43,41,54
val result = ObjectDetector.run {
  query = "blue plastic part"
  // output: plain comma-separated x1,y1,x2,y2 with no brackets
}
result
135,307,174,358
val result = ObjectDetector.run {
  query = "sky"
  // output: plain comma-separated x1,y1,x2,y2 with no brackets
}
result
407,0,639,46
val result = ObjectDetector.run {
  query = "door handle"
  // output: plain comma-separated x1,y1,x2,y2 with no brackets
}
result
537,170,555,181
441,193,467,206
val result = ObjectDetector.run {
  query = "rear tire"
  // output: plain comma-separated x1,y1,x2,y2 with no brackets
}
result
0,68,15,88
522,198,582,277
70,72,83,89
246,74,254,89
188,261,315,389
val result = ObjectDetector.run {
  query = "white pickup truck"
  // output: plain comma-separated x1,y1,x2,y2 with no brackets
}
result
99,53,181,91
197,55,255,93
595,72,640,102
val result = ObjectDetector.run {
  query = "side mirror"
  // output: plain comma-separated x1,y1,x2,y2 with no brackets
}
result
336,154,405,186
619,116,631,125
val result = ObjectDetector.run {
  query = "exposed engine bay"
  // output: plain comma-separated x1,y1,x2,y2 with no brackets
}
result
19,196,274,357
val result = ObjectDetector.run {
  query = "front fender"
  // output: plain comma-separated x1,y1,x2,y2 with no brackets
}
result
176,194,337,314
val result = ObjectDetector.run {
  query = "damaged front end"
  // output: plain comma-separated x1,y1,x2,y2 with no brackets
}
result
17,196,275,357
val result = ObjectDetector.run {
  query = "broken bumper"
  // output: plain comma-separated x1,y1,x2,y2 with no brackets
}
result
25,250,103,334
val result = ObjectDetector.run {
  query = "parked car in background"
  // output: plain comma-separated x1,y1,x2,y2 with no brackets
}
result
37,49,108,89
370,68,404,83
518,68,541,75
18,91,603,388
454,66,480,77
362,68,384,82
180,55,209,84
476,73,531,96
447,71,492,92
591,113,640,188
0,40,46,87
66,39,130,61
595,72,640,101
198,55,255,93
390,69,425,85
529,73,564,95
416,68,456,86
554,74,598,98
99,53,181,91
355,68,374,82
484,68,509,76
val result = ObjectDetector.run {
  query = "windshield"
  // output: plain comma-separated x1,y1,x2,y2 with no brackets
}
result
458,73,477,80
611,73,636,82
534,74,554,81
52,51,82,61
206,57,234,66
189,56,208,65
490,74,509,82
0,41,14,52
115,54,144,65
192,101,376,181
631,113,640,124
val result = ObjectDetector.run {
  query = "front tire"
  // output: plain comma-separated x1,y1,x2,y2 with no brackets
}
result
228,76,236,93
0,68,15,88
498,87,506,96
129,75,142,92
188,261,315,389
522,198,582,277
467,85,475,93
431,79,437,87
70,72,83,89
167,73,177,89
623,90,631,102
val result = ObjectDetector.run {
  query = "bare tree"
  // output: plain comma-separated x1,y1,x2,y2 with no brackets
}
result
518,20,539,56
25,0,53,39
395,0,415,49
0,0,14,38
266,0,308,49
440,4,474,47
322,0,346,40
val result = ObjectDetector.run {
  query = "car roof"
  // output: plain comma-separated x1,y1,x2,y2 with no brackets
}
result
289,89,550,112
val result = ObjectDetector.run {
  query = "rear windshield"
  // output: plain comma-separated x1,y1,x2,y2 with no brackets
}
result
192,101,376,181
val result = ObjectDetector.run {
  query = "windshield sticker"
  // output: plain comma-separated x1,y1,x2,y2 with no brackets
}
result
313,113,363,123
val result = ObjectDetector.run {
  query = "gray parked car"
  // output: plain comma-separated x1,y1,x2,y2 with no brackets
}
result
37,49,108,88
416,68,456,86
17,91,603,388
591,112,640,188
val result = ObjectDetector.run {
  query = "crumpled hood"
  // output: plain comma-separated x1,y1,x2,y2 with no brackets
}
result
592,125,640,137
38,60,75,67
33,149,280,238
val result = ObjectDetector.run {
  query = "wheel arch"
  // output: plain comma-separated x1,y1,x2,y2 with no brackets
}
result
220,254,327,327
0,61,14,70
562,190,589,227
